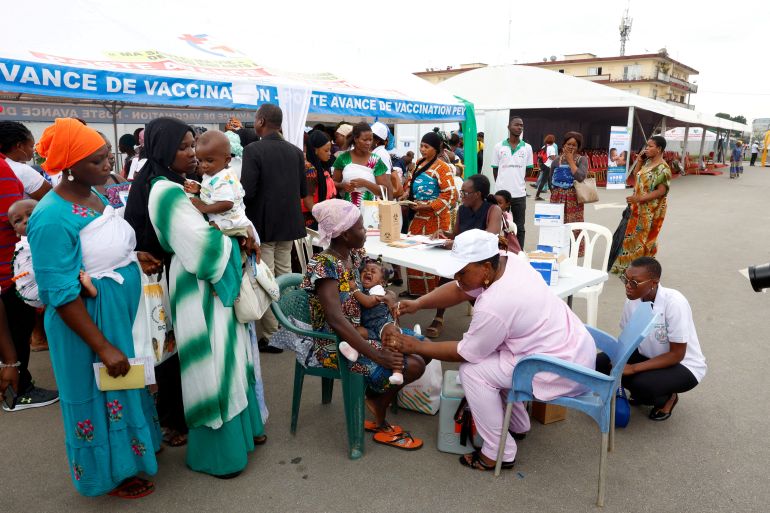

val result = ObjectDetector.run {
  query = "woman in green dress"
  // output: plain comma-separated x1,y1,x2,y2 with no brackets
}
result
148,170,264,478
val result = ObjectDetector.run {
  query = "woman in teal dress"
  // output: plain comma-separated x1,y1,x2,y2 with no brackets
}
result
28,118,162,498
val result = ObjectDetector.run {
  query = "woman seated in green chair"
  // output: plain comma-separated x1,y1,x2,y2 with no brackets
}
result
301,199,426,450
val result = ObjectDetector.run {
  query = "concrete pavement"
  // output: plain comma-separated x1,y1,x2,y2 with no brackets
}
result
3,164,770,512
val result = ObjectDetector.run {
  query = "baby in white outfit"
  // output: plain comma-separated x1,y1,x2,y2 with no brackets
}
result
184,130,251,237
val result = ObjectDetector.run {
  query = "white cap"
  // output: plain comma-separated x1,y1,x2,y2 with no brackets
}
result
435,229,499,277
371,122,388,142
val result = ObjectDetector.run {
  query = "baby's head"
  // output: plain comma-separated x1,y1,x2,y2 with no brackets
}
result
195,130,232,176
8,199,37,237
361,259,391,290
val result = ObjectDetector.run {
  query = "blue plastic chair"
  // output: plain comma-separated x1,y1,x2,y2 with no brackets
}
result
270,273,366,460
494,302,656,506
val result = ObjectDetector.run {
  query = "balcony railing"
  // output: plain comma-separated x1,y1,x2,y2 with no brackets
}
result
665,99,695,110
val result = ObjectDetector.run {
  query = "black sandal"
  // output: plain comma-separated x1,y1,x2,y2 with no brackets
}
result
649,393,678,421
459,450,514,471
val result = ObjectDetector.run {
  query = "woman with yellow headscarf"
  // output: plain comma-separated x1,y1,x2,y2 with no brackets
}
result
28,118,162,498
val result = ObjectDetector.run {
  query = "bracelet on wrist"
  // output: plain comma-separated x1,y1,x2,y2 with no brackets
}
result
0,361,21,369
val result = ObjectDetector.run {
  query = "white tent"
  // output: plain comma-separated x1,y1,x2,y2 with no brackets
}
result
437,65,747,173
0,0,466,152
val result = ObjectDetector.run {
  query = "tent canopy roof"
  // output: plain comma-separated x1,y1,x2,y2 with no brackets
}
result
438,65,746,132
0,0,464,123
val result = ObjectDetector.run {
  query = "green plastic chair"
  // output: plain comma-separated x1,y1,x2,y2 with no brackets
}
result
270,273,366,460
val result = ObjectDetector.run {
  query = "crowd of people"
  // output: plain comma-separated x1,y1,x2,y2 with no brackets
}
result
0,107,708,497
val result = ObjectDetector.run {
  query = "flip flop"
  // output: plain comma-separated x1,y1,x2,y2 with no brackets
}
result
364,420,403,435
108,477,155,499
162,428,188,447
459,450,514,471
425,317,444,339
373,430,423,451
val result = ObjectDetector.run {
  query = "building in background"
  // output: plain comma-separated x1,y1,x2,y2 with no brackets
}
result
751,118,770,145
414,63,488,85
522,50,698,110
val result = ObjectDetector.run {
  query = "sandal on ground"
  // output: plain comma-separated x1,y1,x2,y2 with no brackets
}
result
649,393,678,421
108,477,155,499
373,430,423,451
162,428,188,447
254,435,267,445
398,290,419,299
459,450,514,471
364,419,403,434
425,317,444,339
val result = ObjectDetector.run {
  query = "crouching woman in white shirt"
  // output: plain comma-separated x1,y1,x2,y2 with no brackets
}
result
596,257,707,421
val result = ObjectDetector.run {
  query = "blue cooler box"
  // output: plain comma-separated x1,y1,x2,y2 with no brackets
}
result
438,370,483,454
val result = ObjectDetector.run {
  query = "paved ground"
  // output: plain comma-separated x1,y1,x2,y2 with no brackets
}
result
4,164,770,512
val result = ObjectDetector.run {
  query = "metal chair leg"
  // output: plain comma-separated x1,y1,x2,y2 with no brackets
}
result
609,394,616,452
597,432,608,507
494,401,514,476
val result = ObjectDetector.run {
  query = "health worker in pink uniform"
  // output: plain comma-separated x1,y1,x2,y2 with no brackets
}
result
386,229,596,471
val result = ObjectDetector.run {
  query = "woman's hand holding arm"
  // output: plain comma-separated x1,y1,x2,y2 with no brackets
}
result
397,280,472,316
384,332,465,362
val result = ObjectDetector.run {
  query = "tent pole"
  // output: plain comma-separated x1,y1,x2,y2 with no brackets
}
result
101,101,124,175
699,126,707,160
660,116,667,133
682,125,690,161
625,106,635,179
634,111,647,142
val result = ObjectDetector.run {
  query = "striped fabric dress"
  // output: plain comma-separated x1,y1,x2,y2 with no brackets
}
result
148,178,263,476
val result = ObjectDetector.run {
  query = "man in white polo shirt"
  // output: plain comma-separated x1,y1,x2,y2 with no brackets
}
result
491,116,533,247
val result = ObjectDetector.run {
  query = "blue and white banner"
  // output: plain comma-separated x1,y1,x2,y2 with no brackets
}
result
607,125,630,189
0,58,465,121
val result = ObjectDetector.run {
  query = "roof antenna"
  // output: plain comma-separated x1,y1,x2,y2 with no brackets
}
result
619,2,633,56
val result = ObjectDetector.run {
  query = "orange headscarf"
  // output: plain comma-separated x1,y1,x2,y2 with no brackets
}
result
35,118,106,175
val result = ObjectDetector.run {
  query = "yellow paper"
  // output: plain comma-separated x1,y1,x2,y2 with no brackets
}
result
98,364,146,391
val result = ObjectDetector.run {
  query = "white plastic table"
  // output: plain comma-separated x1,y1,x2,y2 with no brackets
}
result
364,236,608,300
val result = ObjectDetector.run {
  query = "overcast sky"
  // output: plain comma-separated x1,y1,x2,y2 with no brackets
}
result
17,0,770,124
225,0,767,123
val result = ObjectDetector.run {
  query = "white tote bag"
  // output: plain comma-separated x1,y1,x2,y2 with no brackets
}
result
396,359,442,415
132,272,175,365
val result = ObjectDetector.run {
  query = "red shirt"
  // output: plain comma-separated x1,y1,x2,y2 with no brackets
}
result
0,153,24,289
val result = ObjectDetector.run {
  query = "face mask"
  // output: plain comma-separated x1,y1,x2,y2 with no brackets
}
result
456,281,484,298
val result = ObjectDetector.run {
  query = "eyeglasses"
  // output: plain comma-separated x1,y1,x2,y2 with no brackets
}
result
618,274,653,288
460,190,477,197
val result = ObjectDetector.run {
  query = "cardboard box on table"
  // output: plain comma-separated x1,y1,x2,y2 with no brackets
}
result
533,203,565,226
377,201,401,243
528,251,560,286
438,370,483,454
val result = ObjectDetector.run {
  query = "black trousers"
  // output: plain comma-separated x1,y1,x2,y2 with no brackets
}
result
750,153,758,166
1,287,36,394
155,353,188,434
535,165,552,197
596,350,698,409
510,196,526,248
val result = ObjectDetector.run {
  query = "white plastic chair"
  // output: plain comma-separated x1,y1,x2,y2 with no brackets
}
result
564,222,612,327
293,228,320,272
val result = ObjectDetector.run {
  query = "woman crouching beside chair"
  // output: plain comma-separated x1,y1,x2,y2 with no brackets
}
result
596,257,707,421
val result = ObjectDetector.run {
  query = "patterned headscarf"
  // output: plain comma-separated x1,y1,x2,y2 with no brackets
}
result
312,199,361,247
225,131,243,157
